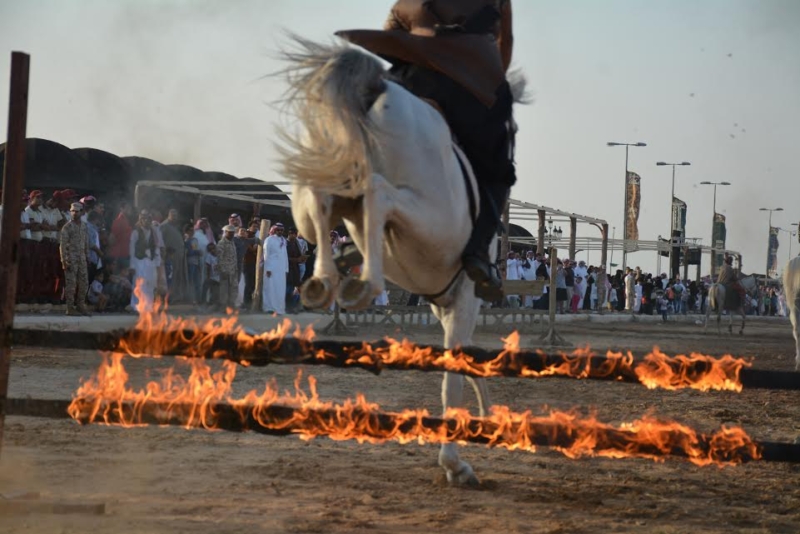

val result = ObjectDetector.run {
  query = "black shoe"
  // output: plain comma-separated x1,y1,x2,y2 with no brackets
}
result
463,254,503,302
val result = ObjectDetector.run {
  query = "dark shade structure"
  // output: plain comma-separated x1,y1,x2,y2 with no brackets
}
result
0,138,92,193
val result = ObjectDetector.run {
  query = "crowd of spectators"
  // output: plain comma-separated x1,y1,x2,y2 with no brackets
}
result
11,188,317,315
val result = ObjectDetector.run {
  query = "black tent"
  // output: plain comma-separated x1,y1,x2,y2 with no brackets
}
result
0,138,92,194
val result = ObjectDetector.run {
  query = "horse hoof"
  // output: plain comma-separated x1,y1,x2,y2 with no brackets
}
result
300,278,334,309
338,275,374,310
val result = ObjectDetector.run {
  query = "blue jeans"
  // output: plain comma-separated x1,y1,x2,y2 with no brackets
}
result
187,262,202,304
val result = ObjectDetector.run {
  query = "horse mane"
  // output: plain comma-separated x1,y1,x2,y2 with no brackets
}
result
276,35,386,196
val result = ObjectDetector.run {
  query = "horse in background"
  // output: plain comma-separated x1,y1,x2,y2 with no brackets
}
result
278,37,526,486
704,274,757,336
783,256,800,370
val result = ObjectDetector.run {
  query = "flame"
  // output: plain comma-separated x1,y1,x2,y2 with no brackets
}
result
114,287,750,392
68,354,761,466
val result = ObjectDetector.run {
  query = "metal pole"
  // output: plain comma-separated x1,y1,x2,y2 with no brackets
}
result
0,52,30,458
622,145,629,272
669,164,676,280
609,226,615,268
710,184,717,278
766,211,772,276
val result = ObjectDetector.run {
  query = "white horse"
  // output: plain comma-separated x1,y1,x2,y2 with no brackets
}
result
783,256,800,370
704,274,757,335
279,38,524,486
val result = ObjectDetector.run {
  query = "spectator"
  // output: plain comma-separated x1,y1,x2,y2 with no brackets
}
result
79,195,96,223
262,223,288,315
201,243,220,306
42,193,64,303
87,271,109,312
184,224,202,305
286,227,307,312
193,218,214,289
86,211,104,283
296,232,309,282
234,226,258,308
110,202,134,271
216,224,238,310
129,209,161,312
102,260,133,311
657,292,669,322
242,222,261,308
60,202,90,316
161,209,187,302
151,210,168,297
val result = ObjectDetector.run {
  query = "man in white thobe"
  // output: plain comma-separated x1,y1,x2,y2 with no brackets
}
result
129,210,161,313
624,268,636,312
262,224,288,314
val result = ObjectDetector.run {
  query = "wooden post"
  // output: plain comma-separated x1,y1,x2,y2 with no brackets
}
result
537,209,546,256
0,52,30,458
600,223,609,269
539,246,569,346
568,217,577,261
193,194,203,222
251,219,270,311
500,199,510,277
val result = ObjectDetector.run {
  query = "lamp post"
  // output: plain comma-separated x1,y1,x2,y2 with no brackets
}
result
607,141,646,272
699,181,731,277
776,226,797,264
759,207,783,278
544,217,563,249
657,161,691,279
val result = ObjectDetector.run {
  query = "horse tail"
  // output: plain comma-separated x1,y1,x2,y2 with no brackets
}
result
278,36,386,196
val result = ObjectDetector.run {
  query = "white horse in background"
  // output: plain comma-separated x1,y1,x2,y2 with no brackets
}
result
704,274,757,336
278,38,525,486
783,256,800,370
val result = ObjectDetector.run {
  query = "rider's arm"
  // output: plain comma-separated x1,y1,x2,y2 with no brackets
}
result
498,0,513,72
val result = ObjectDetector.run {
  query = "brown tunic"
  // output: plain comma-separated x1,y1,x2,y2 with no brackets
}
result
337,0,513,107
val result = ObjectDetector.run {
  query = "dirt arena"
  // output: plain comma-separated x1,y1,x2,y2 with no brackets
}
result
2,312,799,533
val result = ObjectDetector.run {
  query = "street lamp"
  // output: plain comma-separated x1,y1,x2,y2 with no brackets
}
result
544,217,563,248
776,227,797,262
607,141,646,272
759,207,783,277
699,181,731,277
657,161,691,279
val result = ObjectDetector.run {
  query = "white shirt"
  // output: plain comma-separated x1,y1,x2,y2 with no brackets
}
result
506,258,522,281
42,206,62,240
573,264,588,280
19,208,31,240
24,205,44,242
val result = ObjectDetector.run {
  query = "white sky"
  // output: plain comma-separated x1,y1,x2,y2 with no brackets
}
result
1,0,799,274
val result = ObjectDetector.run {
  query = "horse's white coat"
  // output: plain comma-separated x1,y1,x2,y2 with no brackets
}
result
782,256,800,370
704,275,757,336
280,40,507,485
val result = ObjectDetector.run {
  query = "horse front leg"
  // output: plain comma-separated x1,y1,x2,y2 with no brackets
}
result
790,305,800,371
295,187,338,309
739,308,745,335
338,173,390,310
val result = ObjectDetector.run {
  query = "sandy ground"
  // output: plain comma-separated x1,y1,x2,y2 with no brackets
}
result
2,310,800,534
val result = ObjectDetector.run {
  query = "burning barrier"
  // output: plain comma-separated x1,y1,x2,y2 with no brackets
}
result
13,315,800,392
55,355,766,466
7,292,799,466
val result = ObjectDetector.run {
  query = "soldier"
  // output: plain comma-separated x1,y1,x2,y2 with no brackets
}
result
60,202,90,316
216,224,238,310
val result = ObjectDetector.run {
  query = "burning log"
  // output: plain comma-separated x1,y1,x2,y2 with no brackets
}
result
11,327,800,392
4,396,799,465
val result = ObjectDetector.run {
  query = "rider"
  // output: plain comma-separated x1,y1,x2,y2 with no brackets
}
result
337,0,516,301
717,254,746,302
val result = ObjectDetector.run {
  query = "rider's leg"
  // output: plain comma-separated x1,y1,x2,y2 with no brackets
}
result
388,65,516,301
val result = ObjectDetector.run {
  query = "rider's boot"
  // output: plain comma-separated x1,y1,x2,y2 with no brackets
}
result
462,182,508,302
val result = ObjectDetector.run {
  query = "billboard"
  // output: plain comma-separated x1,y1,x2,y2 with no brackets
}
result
767,226,779,278
625,171,641,250
712,213,727,268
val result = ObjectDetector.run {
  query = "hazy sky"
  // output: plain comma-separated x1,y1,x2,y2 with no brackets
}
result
1,0,799,274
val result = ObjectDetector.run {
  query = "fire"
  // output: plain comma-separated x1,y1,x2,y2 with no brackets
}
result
114,286,751,392
68,286,760,466
68,353,761,466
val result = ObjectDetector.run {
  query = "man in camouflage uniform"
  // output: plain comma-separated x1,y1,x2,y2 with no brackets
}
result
216,224,238,310
60,202,90,315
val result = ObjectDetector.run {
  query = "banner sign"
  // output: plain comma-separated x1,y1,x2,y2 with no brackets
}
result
768,226,779,278
712,213,727,268
672,197,687,238
625,171,641,249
